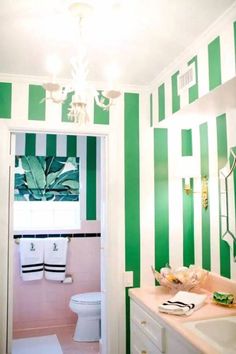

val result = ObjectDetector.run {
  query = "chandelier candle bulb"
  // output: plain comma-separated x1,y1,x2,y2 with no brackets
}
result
42,1,121,124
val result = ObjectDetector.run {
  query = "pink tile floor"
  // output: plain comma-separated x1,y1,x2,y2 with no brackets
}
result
13,325,99,354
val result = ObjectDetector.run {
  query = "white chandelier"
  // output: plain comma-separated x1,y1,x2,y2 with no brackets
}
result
42,1,121,124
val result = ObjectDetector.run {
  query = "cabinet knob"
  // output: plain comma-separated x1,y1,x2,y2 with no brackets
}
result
140,320,147,325
141,351,147,354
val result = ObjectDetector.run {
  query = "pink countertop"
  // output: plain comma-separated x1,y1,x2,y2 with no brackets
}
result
129,273,236,354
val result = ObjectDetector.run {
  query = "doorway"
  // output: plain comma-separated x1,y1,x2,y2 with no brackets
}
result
0,122,125,354
12,132,102,353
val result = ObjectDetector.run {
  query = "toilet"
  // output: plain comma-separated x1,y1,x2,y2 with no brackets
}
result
69,292,101,342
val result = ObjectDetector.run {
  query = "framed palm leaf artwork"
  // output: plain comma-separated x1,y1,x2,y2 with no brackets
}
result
14,156,80,201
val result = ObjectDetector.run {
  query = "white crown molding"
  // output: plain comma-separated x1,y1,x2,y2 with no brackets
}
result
0,73,148,94
149,1,236,92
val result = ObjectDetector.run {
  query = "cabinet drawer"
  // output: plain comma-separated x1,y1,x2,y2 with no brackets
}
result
131,300,165,353
131,321,162,354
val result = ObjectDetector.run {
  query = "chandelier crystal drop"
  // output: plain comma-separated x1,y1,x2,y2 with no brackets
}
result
42,1,121,125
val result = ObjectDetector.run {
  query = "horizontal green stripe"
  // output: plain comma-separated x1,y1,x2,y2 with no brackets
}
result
208,37,222,91
28,85,46,121
0,82,12,119
158,83,165,121
154,128,169,271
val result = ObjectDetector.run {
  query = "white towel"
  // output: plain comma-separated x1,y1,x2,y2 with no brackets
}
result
158,291,207,316
19,239,44,281
44,238,68,281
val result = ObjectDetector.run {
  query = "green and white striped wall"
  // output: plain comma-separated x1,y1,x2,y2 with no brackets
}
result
151,18,236,123
15,132,100,223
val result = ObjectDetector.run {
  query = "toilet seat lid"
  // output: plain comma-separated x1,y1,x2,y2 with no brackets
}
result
71,292,101,305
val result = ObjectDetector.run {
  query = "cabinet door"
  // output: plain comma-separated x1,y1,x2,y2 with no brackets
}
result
131,321,162,354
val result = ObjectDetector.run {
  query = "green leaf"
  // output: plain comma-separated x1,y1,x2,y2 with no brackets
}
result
21,156,46,191
61,180,79,189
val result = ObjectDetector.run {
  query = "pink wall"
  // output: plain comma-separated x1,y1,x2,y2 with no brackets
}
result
13,238,101,332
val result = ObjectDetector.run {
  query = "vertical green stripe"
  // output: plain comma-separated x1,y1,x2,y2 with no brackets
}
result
231,146,236,259
183,178,194,266
25,133,36,155
216,113,230,278
158,83,165,122
234,22,236,73
171,71,180,114
188,56,199,103
208,37,222,91
94,92,109,125
181,129,192,156
67,135,77,157
150,93,153,127
28,85,46,121
46,134,57,156
124,93,140,354
62,92,74,122
124,93,140,282
154,128,169,271
86,137,97,220
199,123,211,270
0,82,12,119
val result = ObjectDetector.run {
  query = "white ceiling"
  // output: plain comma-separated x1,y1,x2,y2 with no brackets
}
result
1,0,235,86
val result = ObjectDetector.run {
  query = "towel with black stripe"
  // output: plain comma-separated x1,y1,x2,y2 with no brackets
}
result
19,239,44,281
44,238,68,281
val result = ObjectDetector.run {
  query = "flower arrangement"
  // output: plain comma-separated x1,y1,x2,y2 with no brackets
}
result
151,265,208,292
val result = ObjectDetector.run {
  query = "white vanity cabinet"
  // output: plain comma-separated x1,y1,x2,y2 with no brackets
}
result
130,300,201,354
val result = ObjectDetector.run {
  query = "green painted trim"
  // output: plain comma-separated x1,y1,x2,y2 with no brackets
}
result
94,91,109,125
183,178,194,266
86,137,97,220
188,56,199,103
150,93,153,127
0,82,12,119
154,128,169,271
181,129,192,156
216,114,230,278
230,146,236,259
46,134,57,156
28,85,46,121
25,133,36,155
158,83,165,122
171,71,180,114
199,123,211,271
67,135,77,157
208,37,222,91
62,92,74,122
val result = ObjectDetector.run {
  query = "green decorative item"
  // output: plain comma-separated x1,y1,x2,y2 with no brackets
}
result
14,156,80,201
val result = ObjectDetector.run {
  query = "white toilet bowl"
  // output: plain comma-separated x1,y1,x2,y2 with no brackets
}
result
69,292,101,342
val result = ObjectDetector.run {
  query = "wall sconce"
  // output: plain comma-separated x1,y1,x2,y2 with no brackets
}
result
178,156,198,195
201,176,208,209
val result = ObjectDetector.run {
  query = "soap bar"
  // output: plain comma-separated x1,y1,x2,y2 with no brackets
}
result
213,291,234,305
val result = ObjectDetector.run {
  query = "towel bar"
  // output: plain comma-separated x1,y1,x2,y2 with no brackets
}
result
14,236,71,244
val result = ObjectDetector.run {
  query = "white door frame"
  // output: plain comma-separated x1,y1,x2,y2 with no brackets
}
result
0,119,125,354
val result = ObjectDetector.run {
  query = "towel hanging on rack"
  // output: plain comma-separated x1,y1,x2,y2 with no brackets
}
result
44,238,68,281
19,239,44,281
